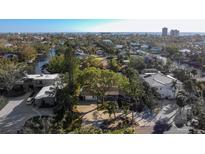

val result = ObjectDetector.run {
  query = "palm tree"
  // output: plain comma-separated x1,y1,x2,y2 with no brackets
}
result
176,90,187,116
184,79,197,97
103,101,117,119
171,80,177,98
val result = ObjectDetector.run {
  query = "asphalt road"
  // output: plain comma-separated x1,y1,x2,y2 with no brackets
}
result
0,93,52,134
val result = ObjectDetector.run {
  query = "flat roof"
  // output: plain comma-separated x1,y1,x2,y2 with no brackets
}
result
25,74,59,80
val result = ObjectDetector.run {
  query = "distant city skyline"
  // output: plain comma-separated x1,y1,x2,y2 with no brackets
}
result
1,19,205,33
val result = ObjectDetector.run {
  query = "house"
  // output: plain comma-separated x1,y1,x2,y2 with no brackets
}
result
142,69,159,74
80,87,121,101
141,44,150,50
130,42,141,48
34,85,57,107
23,74,60,90
154,55,167,65
150,47,161,54
144,54,167,65
115,45,123,49
102,39,113,45
96,50,106,56
140,72,182,99
179,49,191,56
136,50,147,56
122,59,130,65
1,53,18,59
75,49,87,59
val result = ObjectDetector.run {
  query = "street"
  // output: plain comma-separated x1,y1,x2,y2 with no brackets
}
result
0,93,53,134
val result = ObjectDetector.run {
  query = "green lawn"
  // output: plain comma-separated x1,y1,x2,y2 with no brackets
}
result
0,97,8,111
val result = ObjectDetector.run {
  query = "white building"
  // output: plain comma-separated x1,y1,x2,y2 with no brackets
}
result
102,39,113,45
115,45,123,49
155,55,167,65
34,85,57,107
179,49,191,56
140,72,182,99
23,74,60,89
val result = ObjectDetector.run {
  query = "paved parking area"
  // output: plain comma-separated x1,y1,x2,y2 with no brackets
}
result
0,93,53,134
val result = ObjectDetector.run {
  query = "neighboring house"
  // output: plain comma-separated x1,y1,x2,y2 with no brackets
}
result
102,39,113,45
150,47,162,54
130,42,141,48
154,55,167,65
34,85,57,107
179,49,191,56
115,45,123,49
141,44,150,50
96,50,106,56
122,59,130,65
144,54,167,65
142,69,159,74
80,87,120,101
140,72,182,99
136,50,147,56
75,49,87,59
23,74,60,90
1,53,18,59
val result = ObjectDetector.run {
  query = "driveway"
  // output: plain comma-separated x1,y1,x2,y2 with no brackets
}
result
0,93,53,134
134,99,191,134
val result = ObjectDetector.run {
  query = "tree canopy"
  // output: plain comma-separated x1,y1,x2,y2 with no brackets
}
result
78,67,128,103
0,59,26,90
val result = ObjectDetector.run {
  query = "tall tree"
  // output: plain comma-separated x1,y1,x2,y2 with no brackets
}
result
63,40,80,111
0,59,26,91
123,67,144,123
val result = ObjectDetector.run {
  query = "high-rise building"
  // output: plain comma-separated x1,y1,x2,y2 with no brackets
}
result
170,29,180,36
162,27,168,36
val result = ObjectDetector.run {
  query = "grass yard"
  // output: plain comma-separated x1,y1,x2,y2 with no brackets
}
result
0,97,8,111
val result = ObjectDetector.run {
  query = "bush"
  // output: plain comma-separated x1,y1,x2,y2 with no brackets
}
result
74,126,103,134
0,96,8,110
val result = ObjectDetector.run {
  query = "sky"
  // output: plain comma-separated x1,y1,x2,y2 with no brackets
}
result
1,19,205,32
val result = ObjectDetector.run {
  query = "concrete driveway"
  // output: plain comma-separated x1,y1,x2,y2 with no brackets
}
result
134,99,191,134
0,93,53,134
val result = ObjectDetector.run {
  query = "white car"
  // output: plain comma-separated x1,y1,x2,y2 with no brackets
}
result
26,97,35,105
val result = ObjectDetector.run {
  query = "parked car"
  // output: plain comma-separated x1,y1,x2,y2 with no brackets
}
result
26,97,35,105
26,92,36,105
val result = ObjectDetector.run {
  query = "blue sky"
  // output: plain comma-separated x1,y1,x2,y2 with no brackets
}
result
0,19,117,32
1,19,205,32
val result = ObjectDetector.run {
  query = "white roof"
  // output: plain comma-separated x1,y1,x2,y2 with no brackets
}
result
141,73,181,88
35,85,56,100
179,49,191,53
25,74,59,80
115,45,123,48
